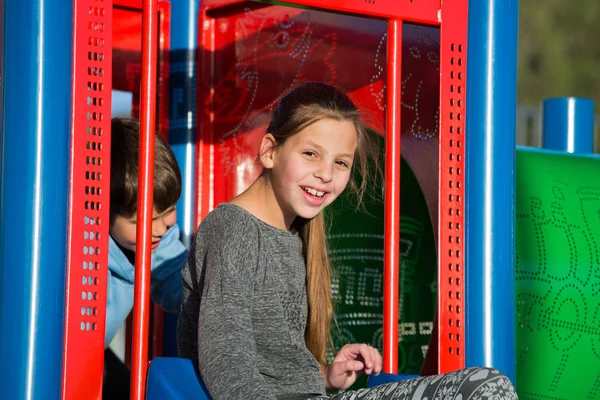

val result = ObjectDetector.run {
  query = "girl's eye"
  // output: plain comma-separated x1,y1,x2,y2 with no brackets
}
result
303,151,317,158
336,160,349,168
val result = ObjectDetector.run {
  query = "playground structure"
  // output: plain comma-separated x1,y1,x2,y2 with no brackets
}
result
0,1,599,400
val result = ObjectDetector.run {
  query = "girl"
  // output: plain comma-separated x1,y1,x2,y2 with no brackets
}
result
177,82,517,400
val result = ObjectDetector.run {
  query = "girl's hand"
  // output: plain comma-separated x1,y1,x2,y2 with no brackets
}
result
322,344,383,390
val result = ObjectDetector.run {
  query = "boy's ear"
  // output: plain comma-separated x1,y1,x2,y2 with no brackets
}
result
259,134,277,169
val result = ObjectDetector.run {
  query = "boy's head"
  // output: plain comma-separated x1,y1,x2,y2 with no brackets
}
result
109,117,182,252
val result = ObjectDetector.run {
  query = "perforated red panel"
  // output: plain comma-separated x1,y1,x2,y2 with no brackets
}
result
437,0,467,373
61,0,112,398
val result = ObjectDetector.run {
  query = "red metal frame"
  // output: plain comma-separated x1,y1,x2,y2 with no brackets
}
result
156,1,171,140
61,0,112,398
151,1,171,360
114,0,145,8
383,19,403,374
195,10,215,223
112,0,172,368
130,1,159,399
112,0,171,139
202,0,439,24
437,0,467,372
196,0,468,372
194,0,468,374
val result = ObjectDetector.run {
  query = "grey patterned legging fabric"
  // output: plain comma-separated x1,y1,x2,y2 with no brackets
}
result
310,368,518,400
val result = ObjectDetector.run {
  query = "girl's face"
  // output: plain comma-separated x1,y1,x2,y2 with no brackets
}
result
268,118,358,221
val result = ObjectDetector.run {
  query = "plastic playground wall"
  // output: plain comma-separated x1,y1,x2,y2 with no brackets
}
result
516,148,600,399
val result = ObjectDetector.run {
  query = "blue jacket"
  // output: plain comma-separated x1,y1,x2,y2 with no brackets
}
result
105,224,188,347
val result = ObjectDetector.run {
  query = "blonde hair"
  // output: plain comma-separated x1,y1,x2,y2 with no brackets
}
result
266,82,379,365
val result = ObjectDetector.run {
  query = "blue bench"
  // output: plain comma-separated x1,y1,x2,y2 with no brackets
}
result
146,357,419,399
146,357,211,400
368,372,419,387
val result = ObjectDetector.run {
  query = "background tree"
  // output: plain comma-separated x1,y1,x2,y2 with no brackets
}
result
518,0,600,108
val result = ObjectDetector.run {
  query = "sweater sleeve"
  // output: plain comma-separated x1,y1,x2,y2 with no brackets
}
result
150,224,188,312
196,218,277,400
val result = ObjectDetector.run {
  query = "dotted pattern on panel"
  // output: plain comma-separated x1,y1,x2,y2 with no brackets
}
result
62,0,111,397
438,40,466,370
515,150,600,399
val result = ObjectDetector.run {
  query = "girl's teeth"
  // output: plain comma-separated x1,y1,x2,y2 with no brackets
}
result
303,187,324,198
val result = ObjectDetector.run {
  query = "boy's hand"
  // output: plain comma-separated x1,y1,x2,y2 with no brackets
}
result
322,343,382,390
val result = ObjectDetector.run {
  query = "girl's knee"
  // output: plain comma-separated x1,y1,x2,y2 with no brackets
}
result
462,367,517,397
471,367,512,381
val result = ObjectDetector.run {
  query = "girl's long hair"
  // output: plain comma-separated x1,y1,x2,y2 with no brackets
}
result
266,82,379,366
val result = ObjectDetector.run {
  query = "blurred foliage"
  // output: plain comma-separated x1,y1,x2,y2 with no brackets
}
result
518,1,600,110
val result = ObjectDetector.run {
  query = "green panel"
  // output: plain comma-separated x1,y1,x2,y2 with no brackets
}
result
327,141,437,384
516,148,600,400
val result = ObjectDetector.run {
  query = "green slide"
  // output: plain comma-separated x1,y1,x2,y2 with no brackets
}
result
516,148,600,399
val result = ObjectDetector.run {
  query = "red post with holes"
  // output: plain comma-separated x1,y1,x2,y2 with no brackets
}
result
437,0,467,373
61,1,112,398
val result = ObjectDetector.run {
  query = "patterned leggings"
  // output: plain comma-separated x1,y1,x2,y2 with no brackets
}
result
310,367,517,400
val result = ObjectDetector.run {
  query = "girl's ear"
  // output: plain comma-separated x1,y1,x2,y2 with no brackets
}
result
259,133,277,169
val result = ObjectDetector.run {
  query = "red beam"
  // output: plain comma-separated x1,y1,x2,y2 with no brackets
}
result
383,19,402,374
258,0,440,25
130,0,158,399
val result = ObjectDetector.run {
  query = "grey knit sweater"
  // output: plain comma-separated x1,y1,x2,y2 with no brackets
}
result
177,204,326,400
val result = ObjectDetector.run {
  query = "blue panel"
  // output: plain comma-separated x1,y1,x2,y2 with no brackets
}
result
0,0,73,398
164,0,200,357
465,0,518,383
367,373,419,388
146,357,211,400
542,97,595,154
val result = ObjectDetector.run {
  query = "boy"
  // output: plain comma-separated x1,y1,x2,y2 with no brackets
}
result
106,117,187,349
103,118,187,399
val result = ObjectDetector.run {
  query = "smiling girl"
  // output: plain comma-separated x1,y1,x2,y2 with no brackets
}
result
177,83,516,400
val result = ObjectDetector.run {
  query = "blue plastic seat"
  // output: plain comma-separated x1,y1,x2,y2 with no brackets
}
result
367,372,419,387
146,357,418,398
146,357,212,400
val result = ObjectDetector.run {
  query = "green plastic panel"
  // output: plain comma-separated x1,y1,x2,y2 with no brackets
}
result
327,153,437,379
516,148,600,399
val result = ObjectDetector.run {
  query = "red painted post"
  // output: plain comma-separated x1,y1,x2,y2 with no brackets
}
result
437,0,468,373
61,1,112,397
383,18,403,374
130,0,158,398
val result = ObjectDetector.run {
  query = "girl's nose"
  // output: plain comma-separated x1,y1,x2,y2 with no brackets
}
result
314,161,334,182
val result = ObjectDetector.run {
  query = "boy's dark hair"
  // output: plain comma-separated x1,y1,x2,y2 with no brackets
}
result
110,117,182,222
